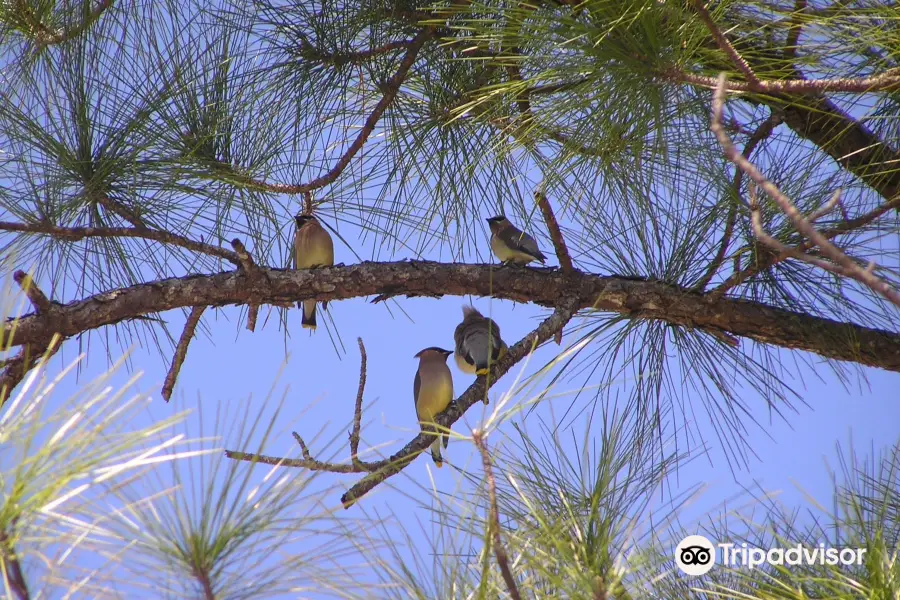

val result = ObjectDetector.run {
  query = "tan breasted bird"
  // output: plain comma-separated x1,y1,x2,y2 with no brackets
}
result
293,214,334,330
414,347,454,467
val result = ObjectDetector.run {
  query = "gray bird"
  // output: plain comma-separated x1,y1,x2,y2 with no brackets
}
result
293,214,334,330
413,347,454,467
454,306,507,404
486,215,547,266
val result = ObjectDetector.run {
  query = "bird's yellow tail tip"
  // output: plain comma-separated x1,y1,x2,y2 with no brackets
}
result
475,368,490,376
301,322,316,330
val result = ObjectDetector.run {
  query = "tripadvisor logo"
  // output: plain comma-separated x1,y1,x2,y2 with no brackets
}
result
675,535,716,576
675,535,868,576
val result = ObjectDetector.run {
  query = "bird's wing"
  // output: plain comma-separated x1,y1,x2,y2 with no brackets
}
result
500,227,546,261
413,370,421,410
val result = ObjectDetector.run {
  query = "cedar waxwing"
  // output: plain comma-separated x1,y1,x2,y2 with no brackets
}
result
454,306,508,403
486,215,547,266
293,214,334,330
414,347,454,467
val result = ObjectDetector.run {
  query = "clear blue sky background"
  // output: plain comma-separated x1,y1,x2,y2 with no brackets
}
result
6,211,898,596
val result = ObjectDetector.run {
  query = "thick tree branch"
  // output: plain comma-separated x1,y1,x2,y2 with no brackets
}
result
4,262,900,372
161,306,205,402
339,302,578,507
0,221,242,266
473,431,522,600
710,74,900,307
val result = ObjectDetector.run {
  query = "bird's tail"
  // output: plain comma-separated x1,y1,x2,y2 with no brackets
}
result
301,300,317,330
465,330,492,375
430,437,443,468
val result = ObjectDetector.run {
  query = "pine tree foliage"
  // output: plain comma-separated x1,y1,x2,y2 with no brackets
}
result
1,0,899,597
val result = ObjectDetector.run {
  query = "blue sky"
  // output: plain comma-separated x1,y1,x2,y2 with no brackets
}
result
5,213,898,596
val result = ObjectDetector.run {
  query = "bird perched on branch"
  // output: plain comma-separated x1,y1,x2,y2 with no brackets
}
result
486,215,547,266
413,347,454,467
293,214,334,330
454,306,507,403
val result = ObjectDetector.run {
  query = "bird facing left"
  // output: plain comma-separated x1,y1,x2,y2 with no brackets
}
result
293,214,335,330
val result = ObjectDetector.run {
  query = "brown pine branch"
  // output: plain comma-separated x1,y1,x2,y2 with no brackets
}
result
4,262,900,371
95,195,148,229
691,0,761,87
349,338,367,468
298,38,417,67
0,221,241,266
710,74,900,307
338,301,578,508
12,271,52,314
534,187,574,272
694,111,782,291
230,239,260,331
472,431,522,600
670,68,900,95
244,28,434,195
710,193,900,300
161,306,205,402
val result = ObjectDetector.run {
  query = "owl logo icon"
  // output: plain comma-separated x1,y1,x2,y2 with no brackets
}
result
675,535,716,576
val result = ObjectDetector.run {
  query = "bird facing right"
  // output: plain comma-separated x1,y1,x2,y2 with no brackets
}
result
453,306,507,404
486,215,547,266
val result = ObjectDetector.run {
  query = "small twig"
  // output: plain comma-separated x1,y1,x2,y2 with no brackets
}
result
711,74,900,307
298,37,416,66
0,221,241,266
13,271,51,314
709,193,900,299
228,346,384,474
472,431,521,600
692,0,760,87
534,186,574,272
161,306,205,402
349,338,367,467
303,191,313,215
694,111,781,291
807,189,842,223
95,195,148,230
230,239,259,331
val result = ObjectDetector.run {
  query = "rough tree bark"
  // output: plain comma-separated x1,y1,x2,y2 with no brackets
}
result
4,262,900,373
